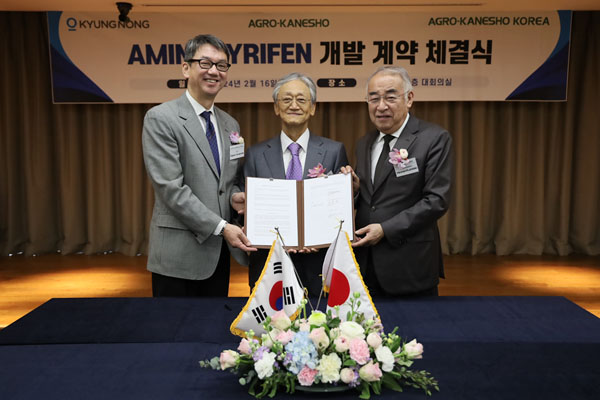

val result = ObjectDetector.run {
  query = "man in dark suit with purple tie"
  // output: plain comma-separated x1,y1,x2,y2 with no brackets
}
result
345,66,453,297
235,72,349,296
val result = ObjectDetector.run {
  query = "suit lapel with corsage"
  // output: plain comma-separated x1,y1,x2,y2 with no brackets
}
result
303,134,326,177
372,115,419,194
178,94,221,180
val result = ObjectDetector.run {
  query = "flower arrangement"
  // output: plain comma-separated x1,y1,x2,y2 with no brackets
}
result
389,148,409,167
307,163,327,178
200,293,438,399
230,131,244,144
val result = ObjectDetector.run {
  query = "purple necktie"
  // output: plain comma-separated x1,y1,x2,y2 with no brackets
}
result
286,142,303,180
200,111,220,175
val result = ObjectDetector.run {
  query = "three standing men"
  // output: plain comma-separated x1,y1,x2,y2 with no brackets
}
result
142,33,452,298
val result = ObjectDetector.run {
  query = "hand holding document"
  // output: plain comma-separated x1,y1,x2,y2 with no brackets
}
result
245,173,354,249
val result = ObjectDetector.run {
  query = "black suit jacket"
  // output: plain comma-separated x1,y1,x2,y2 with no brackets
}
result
354,114,452,295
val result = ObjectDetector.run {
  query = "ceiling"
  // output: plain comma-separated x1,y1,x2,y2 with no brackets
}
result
2,0,600,13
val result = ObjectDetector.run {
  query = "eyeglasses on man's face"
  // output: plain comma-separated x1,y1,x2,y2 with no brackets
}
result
366,90,409,106
188,58,231,72
278,96,310,107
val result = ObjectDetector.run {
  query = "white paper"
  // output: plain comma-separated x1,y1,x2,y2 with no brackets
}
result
303,173,354,247
245,177,299,247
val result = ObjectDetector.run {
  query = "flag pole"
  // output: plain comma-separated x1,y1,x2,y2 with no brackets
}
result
274,227,314,311
316,220,344,311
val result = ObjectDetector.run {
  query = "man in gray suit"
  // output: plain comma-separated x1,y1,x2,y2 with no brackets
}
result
142,34,256,297
238,73,349,296
344,66,452,297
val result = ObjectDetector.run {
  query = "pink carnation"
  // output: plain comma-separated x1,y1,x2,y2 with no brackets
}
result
349,338,370,365
307,163,326,178
297,366,319,386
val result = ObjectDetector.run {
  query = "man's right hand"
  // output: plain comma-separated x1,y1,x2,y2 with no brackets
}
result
340,165,360,194
222,223,257,252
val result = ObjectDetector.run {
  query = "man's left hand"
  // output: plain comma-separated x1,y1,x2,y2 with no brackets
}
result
352,224,384,247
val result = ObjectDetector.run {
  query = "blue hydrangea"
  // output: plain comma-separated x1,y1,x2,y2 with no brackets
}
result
284,331,318,374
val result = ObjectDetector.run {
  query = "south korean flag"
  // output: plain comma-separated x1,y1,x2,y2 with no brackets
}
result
230,237,304,337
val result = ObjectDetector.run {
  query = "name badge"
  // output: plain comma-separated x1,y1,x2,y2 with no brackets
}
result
393,158,419,177
230,143,244,160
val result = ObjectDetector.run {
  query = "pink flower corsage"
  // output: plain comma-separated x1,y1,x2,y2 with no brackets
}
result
389,148,409,168
229,131,244,144
307,163,327,178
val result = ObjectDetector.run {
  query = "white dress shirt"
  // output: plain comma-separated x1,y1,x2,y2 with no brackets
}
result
280,129,310,174
370,114,410,183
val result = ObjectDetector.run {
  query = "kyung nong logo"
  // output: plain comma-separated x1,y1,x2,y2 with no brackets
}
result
65,16,150,31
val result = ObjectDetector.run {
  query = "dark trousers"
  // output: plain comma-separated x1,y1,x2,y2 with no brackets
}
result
363,247,439,298
152,243,231,297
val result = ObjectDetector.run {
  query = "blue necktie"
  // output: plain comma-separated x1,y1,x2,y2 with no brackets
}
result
286,142,303,180
200,111,220,175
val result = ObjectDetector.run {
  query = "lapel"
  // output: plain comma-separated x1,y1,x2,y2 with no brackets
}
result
262,136,286,179
372,114,420,194
178,95,220,179
214,106,233,187
363,131,379,195
303,134,326,177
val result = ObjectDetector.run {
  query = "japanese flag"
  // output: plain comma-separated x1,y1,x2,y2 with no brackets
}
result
230,238,304,337
322,231,379,321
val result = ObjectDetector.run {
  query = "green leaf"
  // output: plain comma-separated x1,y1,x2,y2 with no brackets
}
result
268,380,278,398
372,380,381,395
381,373,404,392
248,377,257,396
359,382,371,400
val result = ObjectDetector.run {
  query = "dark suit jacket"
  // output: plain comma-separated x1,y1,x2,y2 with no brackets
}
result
242,133,349,295
142,94,247,281
354,114,452,295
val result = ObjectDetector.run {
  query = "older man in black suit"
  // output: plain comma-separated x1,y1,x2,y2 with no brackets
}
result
343,66,452,297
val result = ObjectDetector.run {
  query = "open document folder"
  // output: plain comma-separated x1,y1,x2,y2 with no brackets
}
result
244,173,354,249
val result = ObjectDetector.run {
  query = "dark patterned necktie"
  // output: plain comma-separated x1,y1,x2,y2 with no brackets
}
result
200,111,220,175
373,134,394,185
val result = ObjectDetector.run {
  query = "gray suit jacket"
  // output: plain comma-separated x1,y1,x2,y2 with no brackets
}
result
142,93,247,280
354,114,452,295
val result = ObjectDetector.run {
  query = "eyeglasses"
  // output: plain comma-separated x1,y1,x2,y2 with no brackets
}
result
366,90,409,105
187,58,231,72
278,96,310,107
